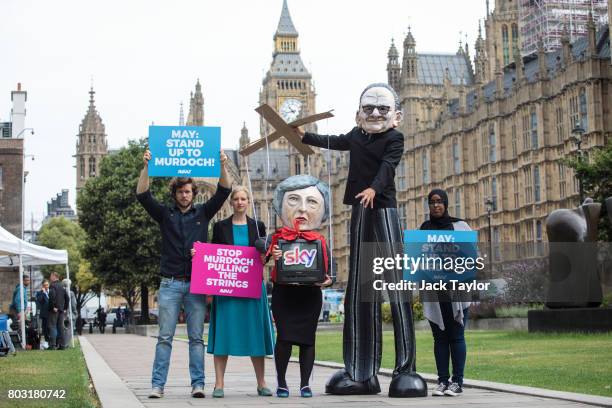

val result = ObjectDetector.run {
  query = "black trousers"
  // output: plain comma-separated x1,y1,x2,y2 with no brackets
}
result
343,205,416,382
40,317,49,342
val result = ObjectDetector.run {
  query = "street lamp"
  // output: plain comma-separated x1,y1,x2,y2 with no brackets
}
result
571,119,585,204
15,127,34,139
485,197,494,275
15,127,34,349
18,128,35,240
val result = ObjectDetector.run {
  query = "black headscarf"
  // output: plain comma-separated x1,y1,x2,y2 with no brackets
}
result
419,189,462,230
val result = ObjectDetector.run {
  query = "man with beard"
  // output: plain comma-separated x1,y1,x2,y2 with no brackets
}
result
137,149,232,399
296,83,427,398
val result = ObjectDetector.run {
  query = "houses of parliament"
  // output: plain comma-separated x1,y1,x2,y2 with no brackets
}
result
76,0,612,286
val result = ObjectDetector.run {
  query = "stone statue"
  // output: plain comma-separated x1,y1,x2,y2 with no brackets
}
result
545,198,603,307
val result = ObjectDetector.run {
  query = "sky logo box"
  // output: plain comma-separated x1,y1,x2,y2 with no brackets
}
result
148,125,221,177
403,230,482,283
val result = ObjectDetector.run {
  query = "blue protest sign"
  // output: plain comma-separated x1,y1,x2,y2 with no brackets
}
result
403,230,480,283
148,126,221,177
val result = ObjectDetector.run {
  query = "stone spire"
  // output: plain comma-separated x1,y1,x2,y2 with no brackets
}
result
586,11,596,57
404,26,416,50
388,38,399,59
402,27,418,85
514,49,524,84
537,39,548,80
275,0,298,37
561,24,572,67
76,86,108,191
179,102,185,126
457,35,464,55
474,21,488,84
187,79,204,126
387,39,401,92
82,87,105,134
273,0,300,55
494,45,504,97
239,121,250,147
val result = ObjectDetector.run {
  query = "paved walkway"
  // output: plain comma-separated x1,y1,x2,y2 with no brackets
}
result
83,333,602,408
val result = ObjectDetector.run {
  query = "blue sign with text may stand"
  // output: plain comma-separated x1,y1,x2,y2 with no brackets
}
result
148,126,221,177
403,230,479,283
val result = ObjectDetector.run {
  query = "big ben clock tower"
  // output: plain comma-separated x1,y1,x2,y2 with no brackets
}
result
259,0,318,175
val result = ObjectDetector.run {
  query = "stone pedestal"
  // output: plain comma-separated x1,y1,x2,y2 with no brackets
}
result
528,308,612,333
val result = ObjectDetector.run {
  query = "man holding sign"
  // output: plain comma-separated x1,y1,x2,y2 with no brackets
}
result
136,148,232,399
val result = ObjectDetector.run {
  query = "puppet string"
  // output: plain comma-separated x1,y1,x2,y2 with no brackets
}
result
325,118,334,283
244,156,262,239
263,126,272,227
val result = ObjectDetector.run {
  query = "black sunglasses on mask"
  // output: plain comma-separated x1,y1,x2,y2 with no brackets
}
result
361,105,391,115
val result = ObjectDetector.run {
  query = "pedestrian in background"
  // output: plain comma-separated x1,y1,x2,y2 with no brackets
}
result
9,275,31,331
48,272,69,350
97,307,107,334
35,280,50,349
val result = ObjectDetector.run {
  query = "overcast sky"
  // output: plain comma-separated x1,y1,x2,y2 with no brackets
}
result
1,0,485,227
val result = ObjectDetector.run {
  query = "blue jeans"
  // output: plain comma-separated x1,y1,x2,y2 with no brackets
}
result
48,311,64,348
428,303,468,386
152,278,206,389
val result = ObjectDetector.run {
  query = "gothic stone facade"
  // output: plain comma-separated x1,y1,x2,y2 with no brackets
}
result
392,20,611,256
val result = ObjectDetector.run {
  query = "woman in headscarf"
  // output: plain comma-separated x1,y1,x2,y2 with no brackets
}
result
420,188,472,397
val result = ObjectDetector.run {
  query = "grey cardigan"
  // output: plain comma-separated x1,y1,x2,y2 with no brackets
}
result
422,220,472,331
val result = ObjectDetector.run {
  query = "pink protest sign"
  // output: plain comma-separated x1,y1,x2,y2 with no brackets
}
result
191,242,263,299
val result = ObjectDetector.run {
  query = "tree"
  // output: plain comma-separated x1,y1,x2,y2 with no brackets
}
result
566,140,612,241
37,216,97,316
77,139,167,322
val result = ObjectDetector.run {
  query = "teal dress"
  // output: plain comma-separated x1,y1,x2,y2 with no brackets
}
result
207,224,275,356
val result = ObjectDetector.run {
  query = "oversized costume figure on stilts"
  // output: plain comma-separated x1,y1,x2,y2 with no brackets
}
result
300,83,427,397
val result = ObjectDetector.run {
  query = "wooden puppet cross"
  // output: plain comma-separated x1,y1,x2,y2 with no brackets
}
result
239,104,334,157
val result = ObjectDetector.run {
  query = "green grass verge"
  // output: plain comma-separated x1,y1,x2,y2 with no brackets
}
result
0,341,100,408
313,330,612,397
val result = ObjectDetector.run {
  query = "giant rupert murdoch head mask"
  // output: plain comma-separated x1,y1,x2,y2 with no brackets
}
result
356,83,403,134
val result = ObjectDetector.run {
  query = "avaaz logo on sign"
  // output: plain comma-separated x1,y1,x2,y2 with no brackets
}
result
148,125,221,177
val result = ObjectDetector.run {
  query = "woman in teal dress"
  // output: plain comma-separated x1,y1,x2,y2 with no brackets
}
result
207,186,274,397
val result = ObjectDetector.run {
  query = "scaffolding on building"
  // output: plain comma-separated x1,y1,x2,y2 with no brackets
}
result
519,0,608,56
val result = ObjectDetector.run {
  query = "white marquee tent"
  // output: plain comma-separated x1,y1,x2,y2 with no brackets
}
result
0,225,71,349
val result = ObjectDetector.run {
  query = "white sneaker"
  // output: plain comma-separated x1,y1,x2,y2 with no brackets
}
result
444,382,463,396
191,385,205,398
148,387,164,398
432,382,447,396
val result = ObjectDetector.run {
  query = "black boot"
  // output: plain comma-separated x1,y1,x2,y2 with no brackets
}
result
325,369,381,395
388,372,428,398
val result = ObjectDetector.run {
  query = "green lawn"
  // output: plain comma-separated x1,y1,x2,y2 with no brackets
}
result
313,330,612,397
0,342,100,408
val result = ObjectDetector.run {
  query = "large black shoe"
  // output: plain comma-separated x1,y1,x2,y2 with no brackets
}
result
325,369,380,395
388,372,428,398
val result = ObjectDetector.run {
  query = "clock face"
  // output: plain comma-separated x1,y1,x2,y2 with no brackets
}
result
280,98,302,122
